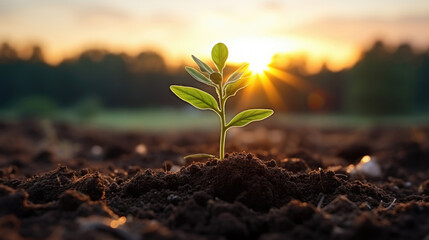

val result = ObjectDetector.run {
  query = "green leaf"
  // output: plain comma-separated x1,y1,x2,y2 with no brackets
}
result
211,43,228,72
224,76,254,98
227,109,274,128
185,66,215,86
210,72,222,84
225,63,249,85
184,153,216,162
170,85,219,112
192,55,214,74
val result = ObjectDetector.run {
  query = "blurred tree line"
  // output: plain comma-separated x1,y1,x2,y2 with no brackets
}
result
0,41,428,116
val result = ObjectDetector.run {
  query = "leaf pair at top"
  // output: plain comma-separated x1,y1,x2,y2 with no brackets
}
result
184,43,227,87
188,42,229,76
185,43,251,93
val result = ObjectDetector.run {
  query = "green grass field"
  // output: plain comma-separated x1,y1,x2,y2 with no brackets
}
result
1,108,429,132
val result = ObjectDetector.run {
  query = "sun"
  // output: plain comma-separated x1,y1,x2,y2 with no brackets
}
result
227,37,279,75
247,53,273,74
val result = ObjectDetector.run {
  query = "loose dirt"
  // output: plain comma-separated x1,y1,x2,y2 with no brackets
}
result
0,121,428,239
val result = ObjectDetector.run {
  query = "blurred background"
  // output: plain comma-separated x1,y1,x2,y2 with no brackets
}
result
1,0,428,130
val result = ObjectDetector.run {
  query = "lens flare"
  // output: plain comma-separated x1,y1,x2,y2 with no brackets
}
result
236,63,315,111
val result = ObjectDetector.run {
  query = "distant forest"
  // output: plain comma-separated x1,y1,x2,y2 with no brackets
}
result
0,41,428,116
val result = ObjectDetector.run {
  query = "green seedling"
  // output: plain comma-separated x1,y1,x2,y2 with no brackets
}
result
170,43,274,160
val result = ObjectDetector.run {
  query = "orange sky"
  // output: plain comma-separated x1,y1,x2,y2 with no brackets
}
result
1,0,429,73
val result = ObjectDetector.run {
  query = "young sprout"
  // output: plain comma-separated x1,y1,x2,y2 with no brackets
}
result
170,43,274,160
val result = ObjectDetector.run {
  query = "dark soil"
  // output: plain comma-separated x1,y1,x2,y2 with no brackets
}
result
0,120,428,239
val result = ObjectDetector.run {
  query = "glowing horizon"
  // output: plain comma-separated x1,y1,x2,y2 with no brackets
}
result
3,35,362,73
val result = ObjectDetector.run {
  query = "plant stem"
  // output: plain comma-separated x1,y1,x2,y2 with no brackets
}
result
219,121,226,160
219,88,227,160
